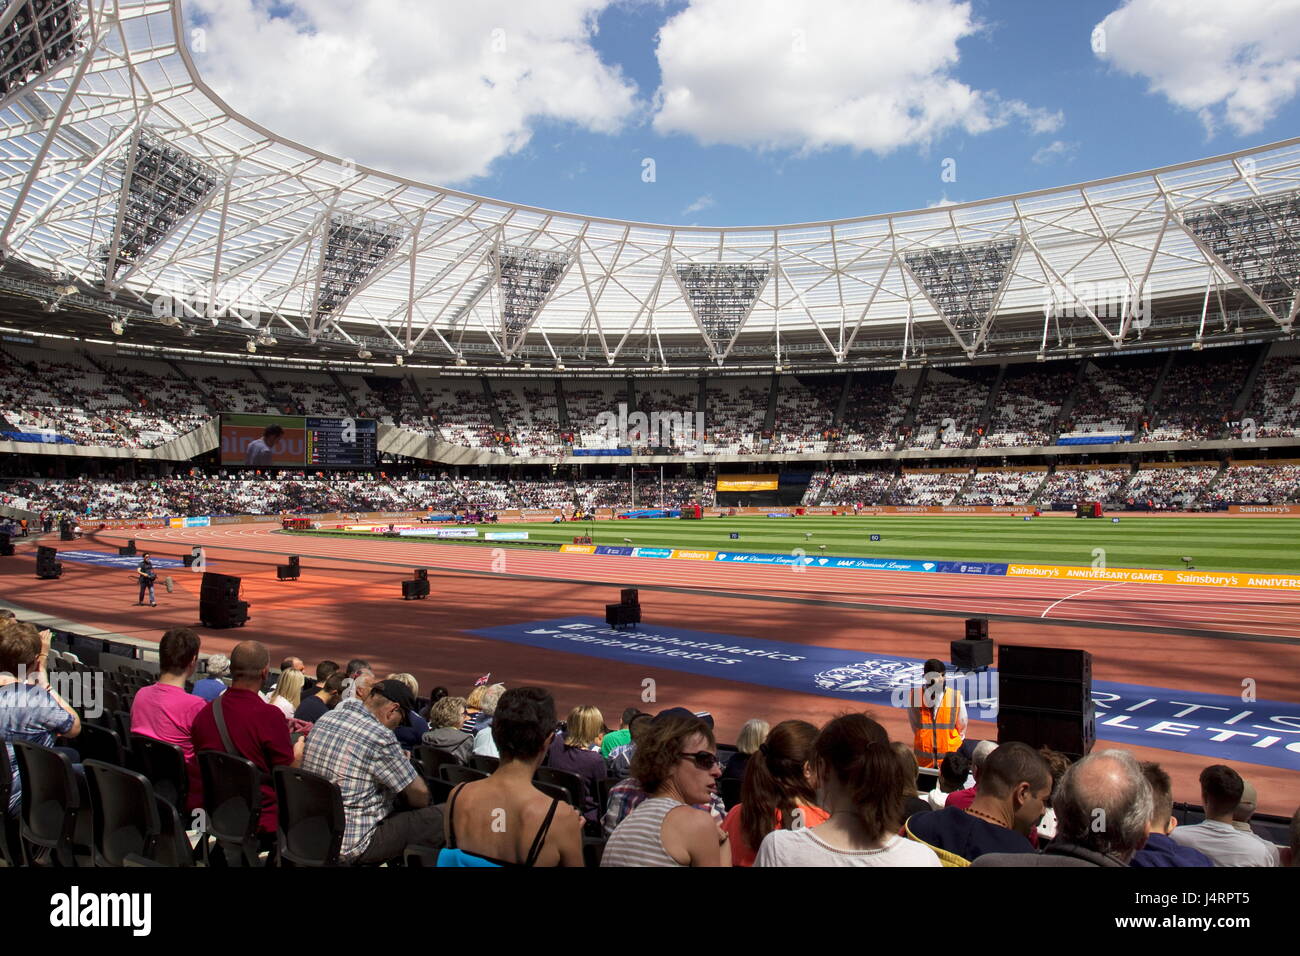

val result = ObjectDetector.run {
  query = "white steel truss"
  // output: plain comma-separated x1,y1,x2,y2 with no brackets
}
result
0,0,1297,366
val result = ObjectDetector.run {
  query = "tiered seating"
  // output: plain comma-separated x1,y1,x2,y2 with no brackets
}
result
1204,464,1300,505
983,363,1073,447
770,377,836,453
418,380,498,449
902,370,989,450
839,373,912,451
568,381,629,449
633,380,701,452
1064,357,1154,438
888,471,967,505
1036,467,1132,505
493,381,564,457
818,469,896,505
1123,465,1219,509
262,369,353,417
705,378,769,454
959,470,1046,505
198,365,270,414
1249,355,1300,438
1142,353,1251,442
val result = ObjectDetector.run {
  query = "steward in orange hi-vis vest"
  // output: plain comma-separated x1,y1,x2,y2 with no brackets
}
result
907,662,968,769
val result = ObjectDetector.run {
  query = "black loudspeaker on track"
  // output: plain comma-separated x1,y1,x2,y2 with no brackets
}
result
200,571,249,628
996,645,1094,758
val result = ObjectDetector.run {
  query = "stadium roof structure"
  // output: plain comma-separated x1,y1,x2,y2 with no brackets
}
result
0,0,1299,373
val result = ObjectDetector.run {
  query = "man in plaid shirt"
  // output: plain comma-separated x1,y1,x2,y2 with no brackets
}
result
302,679,443,863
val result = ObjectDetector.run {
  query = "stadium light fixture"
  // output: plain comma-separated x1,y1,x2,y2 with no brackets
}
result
356,348,372,360
454,354,467,367
245,339,257,353
394,354,404,366
109,319,124,335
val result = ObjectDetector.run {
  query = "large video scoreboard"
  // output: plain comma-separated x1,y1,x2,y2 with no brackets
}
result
220,413,378,468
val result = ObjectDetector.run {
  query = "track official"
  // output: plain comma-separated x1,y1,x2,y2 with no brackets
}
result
907,658,967,769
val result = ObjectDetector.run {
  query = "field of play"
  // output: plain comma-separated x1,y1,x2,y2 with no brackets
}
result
294,514,1300,574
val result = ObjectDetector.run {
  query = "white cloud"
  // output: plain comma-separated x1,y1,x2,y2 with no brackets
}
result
1032,140,1078,165
1093,0,1300,136
682,193,716,214
651,0,1060,154
185,0,640,185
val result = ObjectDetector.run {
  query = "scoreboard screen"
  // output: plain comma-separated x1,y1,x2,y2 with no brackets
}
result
306,417,378,468
221,413,377,468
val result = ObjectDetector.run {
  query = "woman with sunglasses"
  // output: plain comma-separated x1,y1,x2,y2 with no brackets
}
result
601,712,731,867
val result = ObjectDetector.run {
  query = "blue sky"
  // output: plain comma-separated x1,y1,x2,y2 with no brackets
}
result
188,0,1300,226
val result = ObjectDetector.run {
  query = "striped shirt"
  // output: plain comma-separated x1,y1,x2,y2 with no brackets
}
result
600,797,686,867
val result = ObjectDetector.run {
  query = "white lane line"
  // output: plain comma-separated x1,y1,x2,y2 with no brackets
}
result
1040,582,1127,619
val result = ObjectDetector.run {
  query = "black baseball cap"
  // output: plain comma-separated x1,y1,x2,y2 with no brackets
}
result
371,679,415,720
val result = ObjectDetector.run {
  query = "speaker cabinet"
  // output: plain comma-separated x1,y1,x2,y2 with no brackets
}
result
965,617,989,640
402,578,430,600
414,568,428,581
605,602,640,629
200,572,249,628
287,555,300,567
996,645,1094,757
620,588,639,607
0,533,13,557
951,638,994,671
35,546,63,579
276,564,300,581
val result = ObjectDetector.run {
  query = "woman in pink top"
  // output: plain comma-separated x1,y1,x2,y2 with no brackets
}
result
128,627,206,810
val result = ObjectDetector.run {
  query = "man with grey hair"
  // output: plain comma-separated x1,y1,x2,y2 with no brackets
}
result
470,682,507,757
972,749,1153,867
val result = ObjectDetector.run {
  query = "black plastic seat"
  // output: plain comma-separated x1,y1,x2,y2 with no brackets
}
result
439,764,489,787
414,744,462,778
533,779,569,804
198,750,263,867
72,723,126,767
535,766,583,808
129,734,187,810
13,741,87,866
719,776,743,811
403,845,441,866
83,759,161,867
152,794,195,867
0,744,26,866
274,766,345,867
470,754,499,774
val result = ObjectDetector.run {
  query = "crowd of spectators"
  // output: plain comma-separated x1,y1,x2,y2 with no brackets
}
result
1036,467,1132,506
4,614,1293,868
1140,354,1250,443
815,469,896,506
982,363,1071,447
960,470,1047,505
886,470,968,506
1063,358,1153,437
903,372,989,450
1122,465,1220,510
1248,355,1300,439
1203,464,1300,505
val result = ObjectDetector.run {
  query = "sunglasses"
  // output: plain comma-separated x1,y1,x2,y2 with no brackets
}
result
679,750,722,771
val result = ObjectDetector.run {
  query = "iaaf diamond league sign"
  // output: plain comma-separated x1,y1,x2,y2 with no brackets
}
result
469,616,1300,771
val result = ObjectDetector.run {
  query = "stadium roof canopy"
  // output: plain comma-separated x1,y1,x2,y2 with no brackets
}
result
0,0,1298,373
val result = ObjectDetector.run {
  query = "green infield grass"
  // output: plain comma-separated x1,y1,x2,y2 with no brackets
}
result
290,514,1300,574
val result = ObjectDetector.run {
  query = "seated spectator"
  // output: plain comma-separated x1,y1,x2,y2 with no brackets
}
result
1169,765,1279,866
600,707,645,759
295,672,343,723
1131,762,1214,868
340,659,372,702
461,680,491,734
607,712,652,778
545,705,607,826
720,718,769,785
422,696,473,764
926,751,971,811
722,720,826,867
1,619,80,815
192,654,230,702
601,710,730,867
470,683,507,757
421,685,449,720
1231,779,1258,834
1034,747,1073,843
905,742,1051,866
302,679,442,864
267,669,303,720
191,641,303,836
973,750,1153,867
892,742,931,818
440,687,584,866
945,739,997,810
386,673,429,749
129,627,206,809
304,659,338,697
754,714,939,867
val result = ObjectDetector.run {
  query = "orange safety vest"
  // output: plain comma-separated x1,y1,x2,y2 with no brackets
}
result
910,686,963,769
